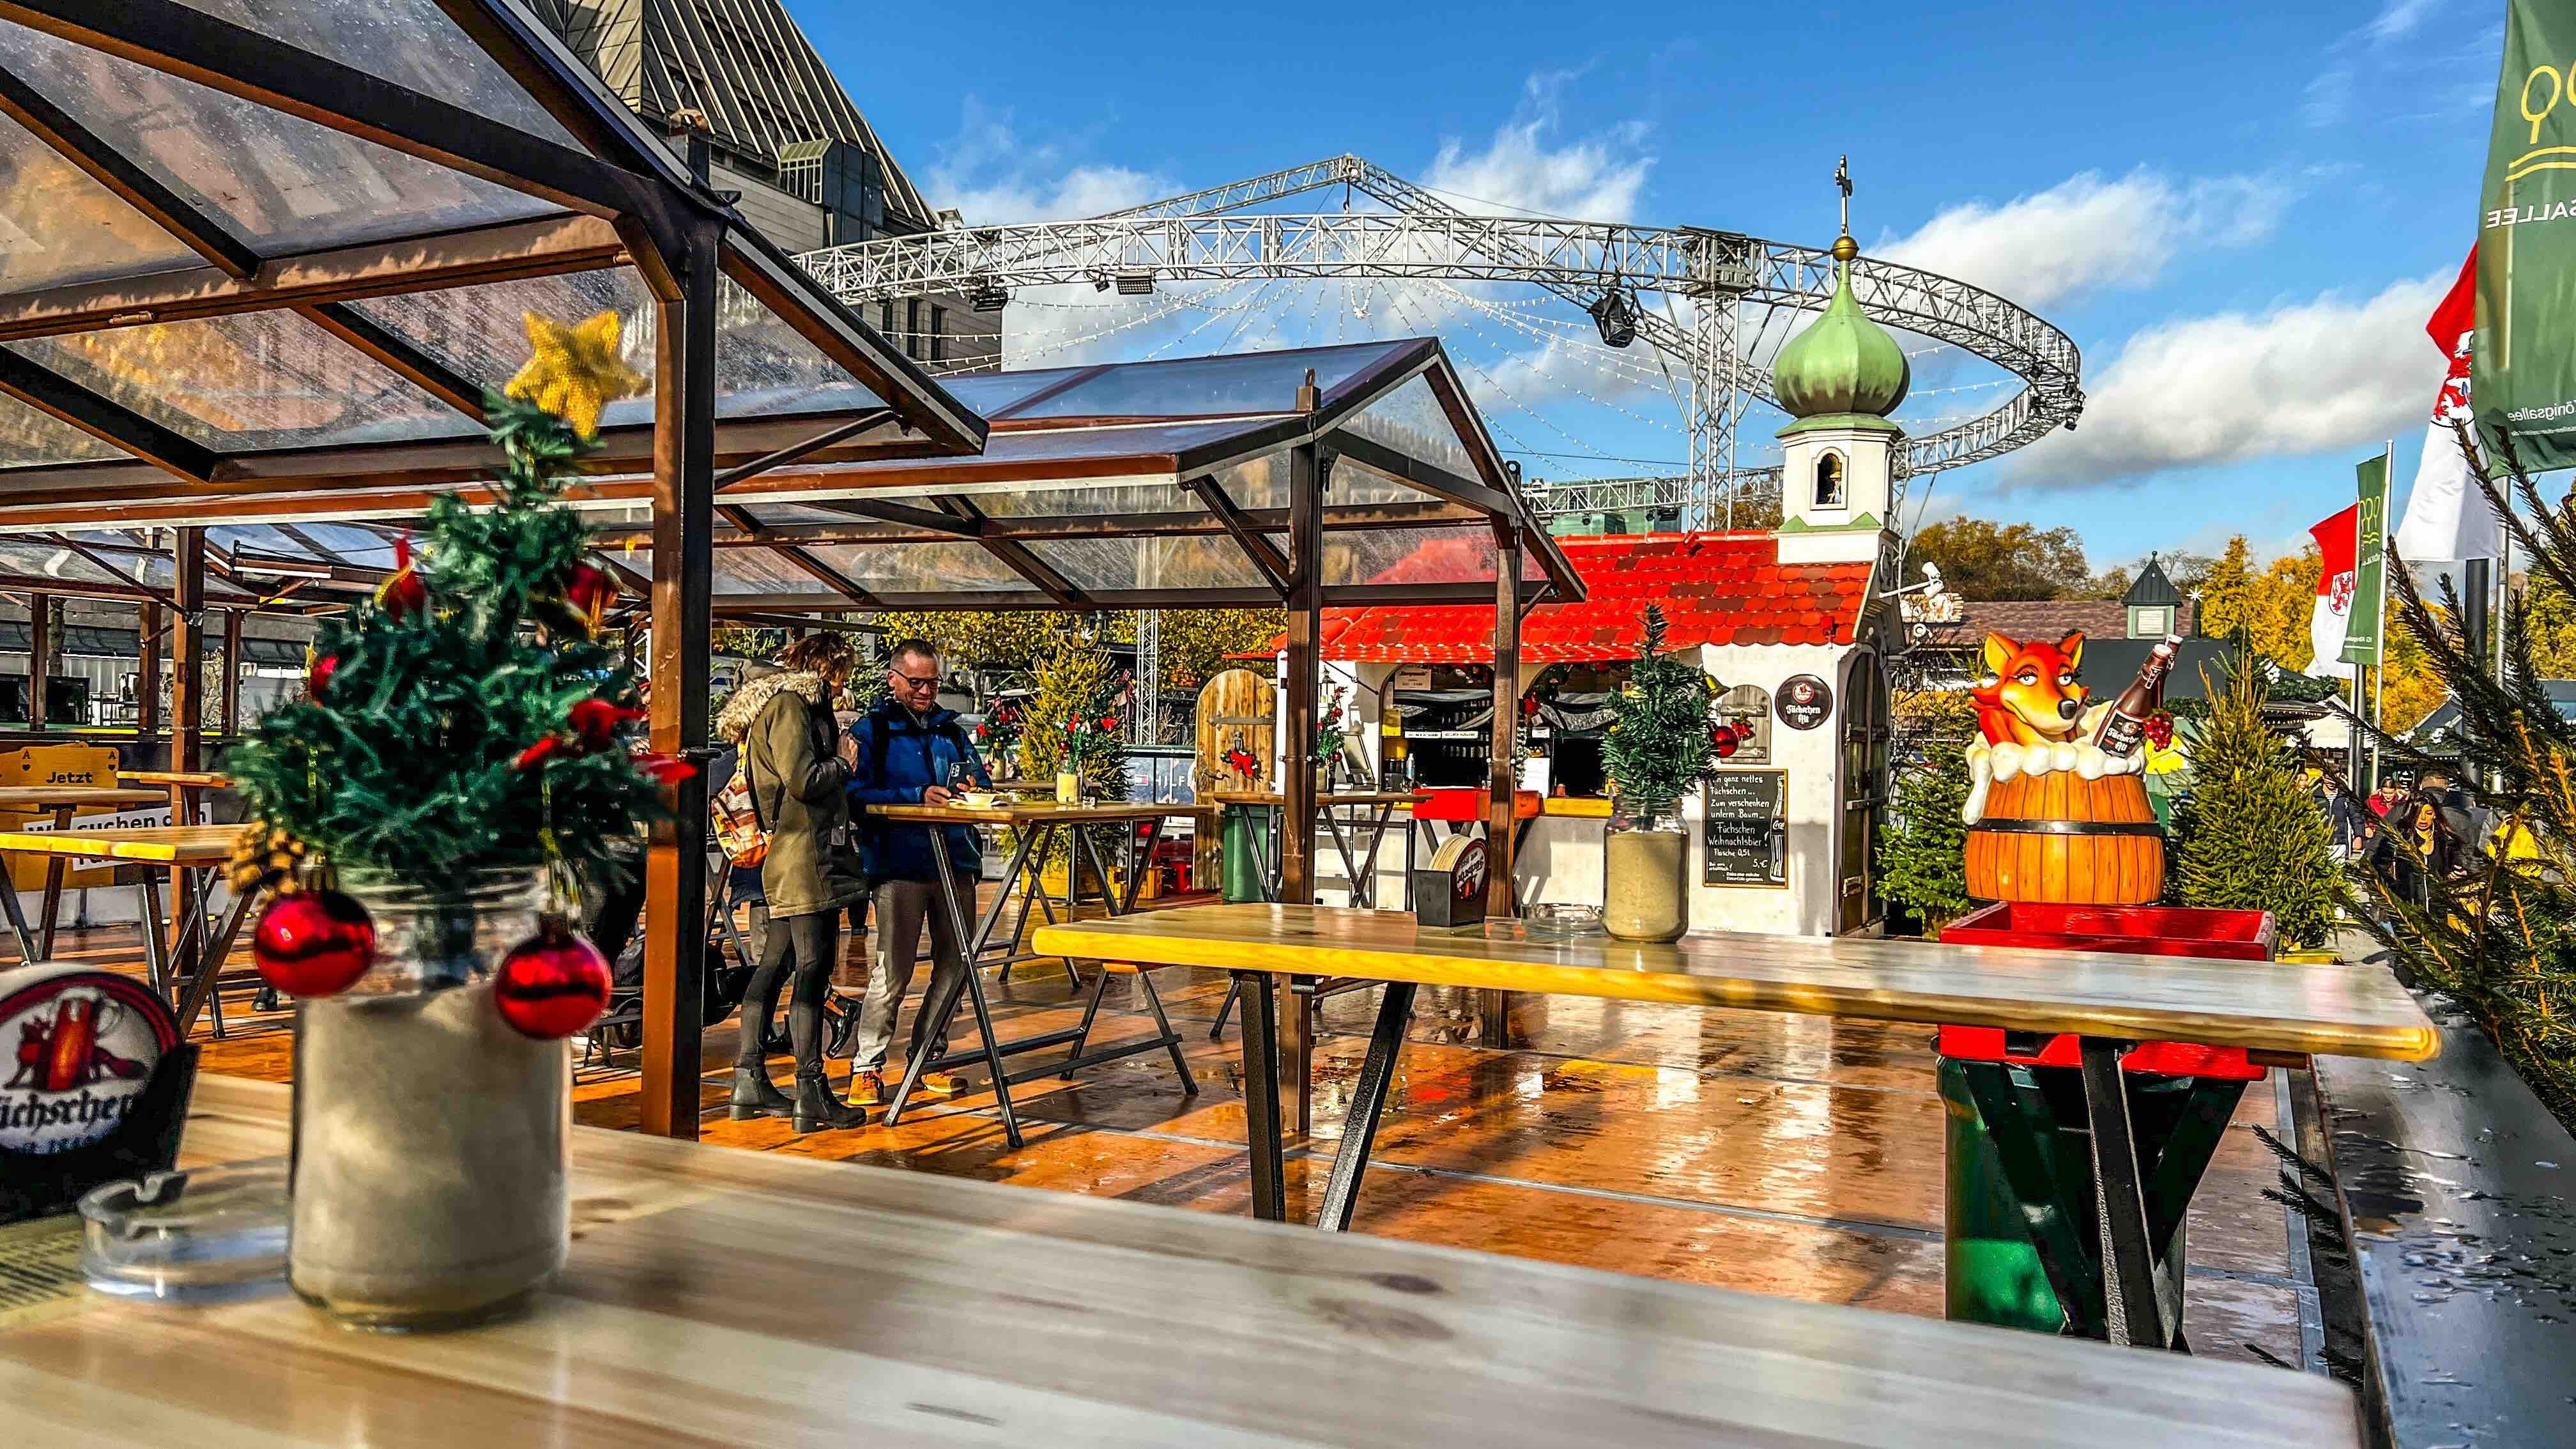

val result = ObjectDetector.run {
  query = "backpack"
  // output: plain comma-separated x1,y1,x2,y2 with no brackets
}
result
710,763,769,868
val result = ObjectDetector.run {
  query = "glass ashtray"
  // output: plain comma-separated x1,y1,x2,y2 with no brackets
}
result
1521,902,1604,939
79,1162,289,1303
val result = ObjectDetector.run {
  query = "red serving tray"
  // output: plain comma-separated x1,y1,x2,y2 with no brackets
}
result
1936,900,2278,1080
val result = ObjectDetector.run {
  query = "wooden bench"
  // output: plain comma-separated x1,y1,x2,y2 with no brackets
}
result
2313,972,2576,1447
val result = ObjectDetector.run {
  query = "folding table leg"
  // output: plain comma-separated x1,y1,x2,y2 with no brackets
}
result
1322,806,1362,907
1133,967,1199,1096
137,873,171,1000
985,823,1042,982
913,829,1023,1148
1059,830,1128,1060
1233,969,1286,1222
2079,1038,2175,1349
0,855,37,963
1316,981,1413,1231
1209,976,1241,1040
36,804,71,958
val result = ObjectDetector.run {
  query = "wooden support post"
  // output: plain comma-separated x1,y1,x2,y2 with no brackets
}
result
638,218,718,1140
25,591,46,731
1482,526,1522,1048
218,609,243,737
171,528,203,774
137,601,162,756
1278,442,1324,904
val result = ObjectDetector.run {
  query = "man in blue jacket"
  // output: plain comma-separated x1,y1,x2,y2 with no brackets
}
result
843,640,992,1107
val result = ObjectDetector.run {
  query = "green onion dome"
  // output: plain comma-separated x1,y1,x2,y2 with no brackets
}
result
1773,235,1910,419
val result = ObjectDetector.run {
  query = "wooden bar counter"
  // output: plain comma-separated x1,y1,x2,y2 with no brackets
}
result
2,1076,2359,1446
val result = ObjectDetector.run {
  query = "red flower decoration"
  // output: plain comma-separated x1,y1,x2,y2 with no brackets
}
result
1098,716,1119,732
562,562,617,623
375,535,427,618
307,650,340,702
631,751,695,785
567,698,643,751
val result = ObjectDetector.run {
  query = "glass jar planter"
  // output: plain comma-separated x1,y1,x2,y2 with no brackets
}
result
288,868,566,1330
1602,809,1689,942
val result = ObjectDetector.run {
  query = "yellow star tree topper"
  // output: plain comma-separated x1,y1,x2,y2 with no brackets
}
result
503,309,647,437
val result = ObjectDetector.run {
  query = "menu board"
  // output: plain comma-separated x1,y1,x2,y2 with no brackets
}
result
1702,769,1788,887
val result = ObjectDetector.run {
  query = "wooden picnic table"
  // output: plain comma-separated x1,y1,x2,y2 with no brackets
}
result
1034,903,2439,1353
0,824,256,1037
3,1073,2362,1447
0,789,186,962
858,798,1219,1146
116,770,232,790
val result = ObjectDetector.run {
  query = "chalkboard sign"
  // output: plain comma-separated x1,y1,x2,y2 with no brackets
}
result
1703,769,1788,887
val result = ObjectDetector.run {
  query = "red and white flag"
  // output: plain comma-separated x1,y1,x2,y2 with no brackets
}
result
2393,248,2505,564
2310,503,2359,677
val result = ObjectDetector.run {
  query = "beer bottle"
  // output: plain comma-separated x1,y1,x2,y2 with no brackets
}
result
2094,632,2183,758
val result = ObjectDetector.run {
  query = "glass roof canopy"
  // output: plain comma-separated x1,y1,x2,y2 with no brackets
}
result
0,0,985,563
427,339,1575,613
0,2,1575,620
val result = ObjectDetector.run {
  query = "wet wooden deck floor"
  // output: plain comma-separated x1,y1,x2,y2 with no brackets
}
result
84,891,2315,1372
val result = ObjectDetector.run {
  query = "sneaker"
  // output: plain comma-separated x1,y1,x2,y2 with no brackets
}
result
916,1070,966,1097
845,1070,885,1107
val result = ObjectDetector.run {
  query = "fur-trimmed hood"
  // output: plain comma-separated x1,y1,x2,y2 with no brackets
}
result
716,670,832,743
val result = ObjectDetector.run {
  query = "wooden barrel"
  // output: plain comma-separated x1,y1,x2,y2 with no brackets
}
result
1963,770,2163,905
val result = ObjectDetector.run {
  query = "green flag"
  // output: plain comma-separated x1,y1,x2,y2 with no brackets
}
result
2478,1,2576,470
2343,450,2388,668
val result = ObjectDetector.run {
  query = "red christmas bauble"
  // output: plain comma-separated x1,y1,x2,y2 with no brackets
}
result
1712,725,1740,759
562,562,617,618
307,651,339,701
493,921,612,1039
250,889,376,997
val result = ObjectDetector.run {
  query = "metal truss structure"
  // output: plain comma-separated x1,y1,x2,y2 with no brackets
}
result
798,155,2085,524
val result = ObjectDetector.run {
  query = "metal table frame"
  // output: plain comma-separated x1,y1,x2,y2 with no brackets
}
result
1210,793,1418,1073
1225,970,2233,1350
878,805,1205,1149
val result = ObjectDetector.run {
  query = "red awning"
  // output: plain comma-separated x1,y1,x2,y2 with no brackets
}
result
1307,532,1873,664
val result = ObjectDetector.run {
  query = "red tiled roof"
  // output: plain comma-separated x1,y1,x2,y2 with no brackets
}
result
1315,532,1873,664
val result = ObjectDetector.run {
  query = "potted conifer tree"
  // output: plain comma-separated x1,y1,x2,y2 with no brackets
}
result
1600,607,1719,940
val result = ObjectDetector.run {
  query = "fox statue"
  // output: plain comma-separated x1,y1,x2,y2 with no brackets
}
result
1970,631,2090,747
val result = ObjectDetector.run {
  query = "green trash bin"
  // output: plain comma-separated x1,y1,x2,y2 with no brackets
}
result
1222,806,1271,903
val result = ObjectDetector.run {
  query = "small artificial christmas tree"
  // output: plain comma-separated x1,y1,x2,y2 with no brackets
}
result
2362,424,2576,1123
1876,693,1977,935
2166,645,2345,949
1602,605,1719,824
229,346,684,1027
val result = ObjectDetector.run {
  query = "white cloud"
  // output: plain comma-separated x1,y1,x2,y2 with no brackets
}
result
2365,0,2441,44
2009,273,2451,488
1876,169,2289,308
923,98,1171,223
1420,71,1654,221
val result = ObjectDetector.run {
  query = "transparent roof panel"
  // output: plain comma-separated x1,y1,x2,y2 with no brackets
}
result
0,394,123,469
1340,371,1476,477
1005,342,1411,421
0,20,558,261
976,480,1204,518
1322,453,1434,507
940,365,1097,418
710,547,834,597
5,310,479,450
171,0,581,146
1025,535,1269,593
801,541,1025,593
346,266,885,424
1326,526,1499,587
0,537,126,587
0,109,210,293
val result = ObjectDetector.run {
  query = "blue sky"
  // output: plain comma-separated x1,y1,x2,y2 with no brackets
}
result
794,0,2499,574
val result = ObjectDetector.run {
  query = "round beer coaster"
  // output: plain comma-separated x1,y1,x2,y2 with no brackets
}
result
0,964,179,1156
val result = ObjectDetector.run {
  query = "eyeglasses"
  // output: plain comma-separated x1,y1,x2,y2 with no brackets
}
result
893,671,939,689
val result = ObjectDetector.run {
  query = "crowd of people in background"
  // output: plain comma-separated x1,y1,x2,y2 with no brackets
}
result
2317,765,2490,917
